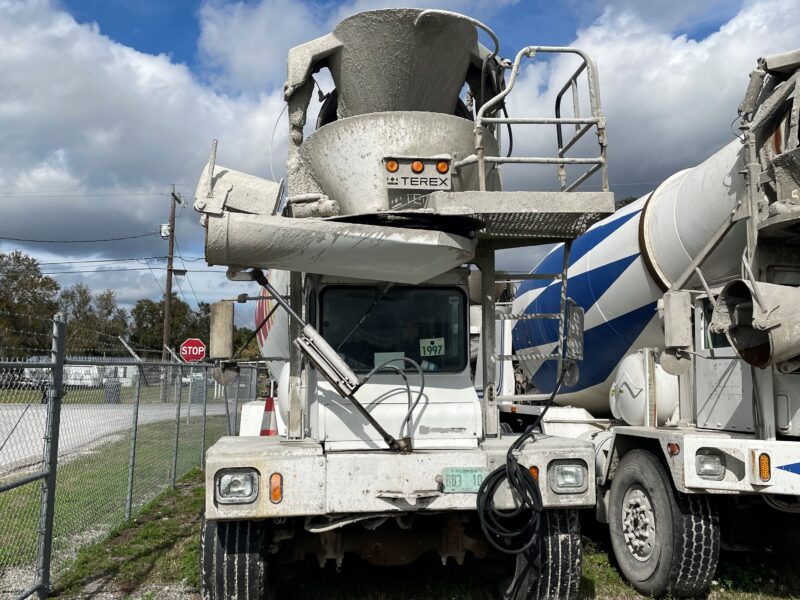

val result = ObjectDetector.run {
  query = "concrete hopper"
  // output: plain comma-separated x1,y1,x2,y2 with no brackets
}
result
328,9,478,117
298,111,498,214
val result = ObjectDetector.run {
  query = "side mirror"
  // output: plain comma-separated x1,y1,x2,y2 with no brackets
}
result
210,301,235,359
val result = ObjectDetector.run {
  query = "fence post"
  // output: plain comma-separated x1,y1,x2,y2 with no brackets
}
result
223,384,232,436
125,370,142,520
170,365,183,488
201,367,208,470
233,373,241,436
36,313,66,599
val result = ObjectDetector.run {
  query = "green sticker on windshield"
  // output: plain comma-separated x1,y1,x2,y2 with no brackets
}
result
420,338,445,357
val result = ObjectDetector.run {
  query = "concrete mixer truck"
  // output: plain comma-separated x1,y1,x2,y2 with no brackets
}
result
505,49,800,597
193,7,616,600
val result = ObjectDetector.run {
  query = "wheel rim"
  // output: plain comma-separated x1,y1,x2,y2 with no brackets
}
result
621,484,656,562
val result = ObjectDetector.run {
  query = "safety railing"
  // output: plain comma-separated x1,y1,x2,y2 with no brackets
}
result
456,46,608,193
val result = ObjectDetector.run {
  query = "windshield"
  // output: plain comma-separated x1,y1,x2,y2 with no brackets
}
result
320,286,467,373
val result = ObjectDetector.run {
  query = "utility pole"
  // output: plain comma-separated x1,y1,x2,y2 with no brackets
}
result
160,185,180,401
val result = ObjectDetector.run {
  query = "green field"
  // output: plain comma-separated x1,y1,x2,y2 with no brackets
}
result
0,416,227,574
0,381,218,405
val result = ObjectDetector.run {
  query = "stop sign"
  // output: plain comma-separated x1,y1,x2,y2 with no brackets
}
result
180,338,206,362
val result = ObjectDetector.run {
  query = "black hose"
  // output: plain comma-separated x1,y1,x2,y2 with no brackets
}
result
476,364,570,583
362,357,425,439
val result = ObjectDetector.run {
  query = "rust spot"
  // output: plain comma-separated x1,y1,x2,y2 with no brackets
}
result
773,127,782,154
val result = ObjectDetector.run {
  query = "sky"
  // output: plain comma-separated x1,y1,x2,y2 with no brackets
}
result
1,0,799,328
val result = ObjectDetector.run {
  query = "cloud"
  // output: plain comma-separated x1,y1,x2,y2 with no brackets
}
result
197,0,521,93
1,0,798,306
566,0,743,32
502,0,800,199
0,0,286,311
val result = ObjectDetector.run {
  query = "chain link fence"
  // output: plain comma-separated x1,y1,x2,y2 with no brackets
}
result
0,314,264,599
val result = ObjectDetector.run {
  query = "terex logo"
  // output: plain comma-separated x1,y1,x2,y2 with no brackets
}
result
387,176,399,186
399,176,449,186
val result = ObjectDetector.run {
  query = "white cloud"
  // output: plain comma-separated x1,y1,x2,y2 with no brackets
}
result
502,0,800,197
0,0,284,312
197,0,521,93
1,0,798,305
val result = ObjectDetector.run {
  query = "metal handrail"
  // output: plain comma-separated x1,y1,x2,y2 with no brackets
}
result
473,45,608,193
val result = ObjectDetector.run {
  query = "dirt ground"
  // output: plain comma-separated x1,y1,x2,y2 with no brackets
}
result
48,473,800,600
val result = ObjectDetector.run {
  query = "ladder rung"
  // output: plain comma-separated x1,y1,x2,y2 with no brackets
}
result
496,312,561,321
495,272,564,282
497,352,560,361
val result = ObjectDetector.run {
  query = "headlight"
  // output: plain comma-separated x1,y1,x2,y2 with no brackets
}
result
549,461,588,494
696,451,725,480
215,469,259,504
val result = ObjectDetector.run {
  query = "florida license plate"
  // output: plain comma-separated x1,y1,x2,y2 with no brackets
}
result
441,467,488,493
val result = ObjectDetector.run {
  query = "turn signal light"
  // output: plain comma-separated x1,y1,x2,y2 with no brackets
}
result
385,159,399,173
436,160,450,174
411,160,425,174
758,453,771,482
529,466,539,481
269,472,283,504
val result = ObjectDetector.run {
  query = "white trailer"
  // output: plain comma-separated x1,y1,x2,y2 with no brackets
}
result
504,49,800,597
195,8,616,599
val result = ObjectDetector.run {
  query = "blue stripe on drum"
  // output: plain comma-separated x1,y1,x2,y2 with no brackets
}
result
530,302,658,393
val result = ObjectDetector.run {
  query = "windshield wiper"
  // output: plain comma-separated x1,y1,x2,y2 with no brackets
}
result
336,282,394,350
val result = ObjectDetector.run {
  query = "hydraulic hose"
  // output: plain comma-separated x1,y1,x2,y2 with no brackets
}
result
476,363,571,587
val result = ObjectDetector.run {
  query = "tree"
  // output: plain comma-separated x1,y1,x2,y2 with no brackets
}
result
129,298,162,353
615,195,638,210
59,283,128,354
129,292,195,354
0,251,60,356
234,326,260,360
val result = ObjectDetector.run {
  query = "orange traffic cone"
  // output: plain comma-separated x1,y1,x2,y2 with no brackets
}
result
260,396,278,436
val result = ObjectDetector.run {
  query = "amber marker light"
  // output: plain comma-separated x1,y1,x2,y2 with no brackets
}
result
759,453,771,482
385,159,399,173
411,160,425,173
529,466,539,481
436,160,450,174
667,442,680,457
269,473,283,504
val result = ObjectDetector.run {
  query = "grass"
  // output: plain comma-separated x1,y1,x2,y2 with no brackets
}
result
51,469,205,598
0,381,216,404
0,416,228,572
47,477,800,600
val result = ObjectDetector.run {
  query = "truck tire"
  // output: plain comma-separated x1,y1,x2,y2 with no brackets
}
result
608,449,719,598
200,518,269,600
505,509,582,600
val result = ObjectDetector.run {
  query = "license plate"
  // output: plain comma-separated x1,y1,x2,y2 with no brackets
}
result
442,467,488,493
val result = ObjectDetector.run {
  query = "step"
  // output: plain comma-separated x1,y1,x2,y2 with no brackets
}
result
496,350,560,361
423,190,615,245
495,312,561,321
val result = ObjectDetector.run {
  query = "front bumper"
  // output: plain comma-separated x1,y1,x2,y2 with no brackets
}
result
205,435,595,520
683,436,800,494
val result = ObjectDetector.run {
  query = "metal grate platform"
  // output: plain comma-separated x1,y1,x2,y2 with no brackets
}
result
423,190,614,244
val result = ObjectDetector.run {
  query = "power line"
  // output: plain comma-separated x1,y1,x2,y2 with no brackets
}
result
174,276,190,305
144,259,164,295
175,238,202,306
36,266,226,275
39,256,168,266
0,232,159,244
0,193,168,198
